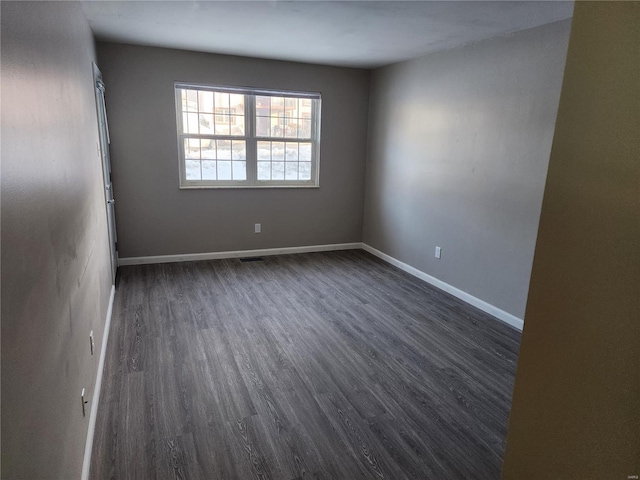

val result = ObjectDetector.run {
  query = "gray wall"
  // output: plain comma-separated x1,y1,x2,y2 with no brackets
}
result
96,43,370,259
1,2,113,478
363,20,572,319
503,3,640,477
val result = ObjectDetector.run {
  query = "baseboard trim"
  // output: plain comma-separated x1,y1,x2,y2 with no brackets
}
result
118,242,362,266
81,284,116,480
361,243,524,331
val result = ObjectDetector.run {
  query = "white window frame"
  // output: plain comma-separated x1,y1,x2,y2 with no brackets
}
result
175,83,321,189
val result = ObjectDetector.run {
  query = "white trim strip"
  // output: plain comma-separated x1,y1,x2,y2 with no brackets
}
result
81,285,116,480
362,243,524,331
118,243,362,266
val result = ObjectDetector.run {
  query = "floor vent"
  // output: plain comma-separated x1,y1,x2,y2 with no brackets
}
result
240,257,264,262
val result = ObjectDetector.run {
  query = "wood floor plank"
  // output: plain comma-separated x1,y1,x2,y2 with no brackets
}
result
116,371,156,480
225,415,279,480
147,339,192,439
91,249,520,479
89,288,128,480
157,433,198,480
190,425,240,479
314,389,409,480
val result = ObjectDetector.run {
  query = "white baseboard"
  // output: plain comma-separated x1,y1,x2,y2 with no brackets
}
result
361,243,524,331
81,284,116,480
118,242,362,266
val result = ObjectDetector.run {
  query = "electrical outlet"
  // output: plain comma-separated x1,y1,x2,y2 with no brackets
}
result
89,331,95,356
254,223,261,234
435,246,442,259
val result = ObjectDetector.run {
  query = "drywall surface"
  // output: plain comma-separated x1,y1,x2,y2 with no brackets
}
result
502,3,640,478
363,20,572,319
96,42,370,258
1,2,113,478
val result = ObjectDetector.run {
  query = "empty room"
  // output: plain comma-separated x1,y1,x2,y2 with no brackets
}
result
1,1,638,479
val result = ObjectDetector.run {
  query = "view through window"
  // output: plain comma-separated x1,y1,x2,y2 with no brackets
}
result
175,84,321,187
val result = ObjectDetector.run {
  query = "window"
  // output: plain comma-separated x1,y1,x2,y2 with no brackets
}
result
175,84,321,188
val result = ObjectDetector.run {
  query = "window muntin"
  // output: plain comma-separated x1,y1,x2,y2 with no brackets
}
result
176,84,320,188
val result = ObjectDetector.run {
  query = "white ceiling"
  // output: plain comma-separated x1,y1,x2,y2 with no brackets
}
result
82,1,574,69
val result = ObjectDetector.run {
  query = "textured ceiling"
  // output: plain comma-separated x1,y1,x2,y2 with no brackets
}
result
82,1,574,68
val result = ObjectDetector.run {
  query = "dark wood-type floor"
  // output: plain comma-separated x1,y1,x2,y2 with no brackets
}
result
90,250,520,480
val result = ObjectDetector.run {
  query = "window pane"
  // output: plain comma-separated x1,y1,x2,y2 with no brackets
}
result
271,96,284,113
299,119,311,139
202,160,216,180
285,162,298,180
258,162,271,180
187,113,199,134
230,93,244,112
181,91,188,111
216,123,231,136
214,92,229,110
185,160,201,180
256,96,270,116
199,113,214,134
257,141,271,160
218,161,232,180
285,122,298,138
198,91,214,113
217,140,231,159
299,143,312,161
215,111,228,123
201,140,216,159
299,162,311,180
300,98,312,116
272,142,284,160
184,138,200,159
232,161,246,180
230,115,245,136
256,117,270,137
270,117,284,138
285,142,298,160
271,162,285,180
185,90,198,112
215,114,230,135
182,113,189,134
231,140,246,160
